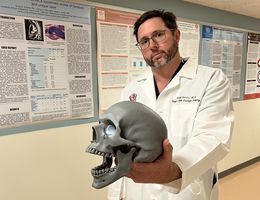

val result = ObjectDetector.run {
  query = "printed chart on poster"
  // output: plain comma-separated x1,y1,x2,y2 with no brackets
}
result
0,0,94,129
244,32,260,100
201,25,244,100
96,7,200,114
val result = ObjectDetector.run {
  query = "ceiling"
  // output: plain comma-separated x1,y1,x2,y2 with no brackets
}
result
184,0,260,19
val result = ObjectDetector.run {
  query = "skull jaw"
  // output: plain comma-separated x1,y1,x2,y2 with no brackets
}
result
92,148,136,189
92,169,124,189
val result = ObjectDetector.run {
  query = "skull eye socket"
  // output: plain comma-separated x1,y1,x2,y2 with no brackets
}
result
105,124,116,136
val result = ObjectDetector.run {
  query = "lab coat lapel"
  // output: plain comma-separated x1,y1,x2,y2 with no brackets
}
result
164,57,197,90
139,70,157,103
139,58,198,101
178,57,197,79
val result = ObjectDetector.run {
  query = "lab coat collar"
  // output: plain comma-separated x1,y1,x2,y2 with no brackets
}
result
164,57,197,90
178,57,197,79
137,57,198,100
137,70,157,100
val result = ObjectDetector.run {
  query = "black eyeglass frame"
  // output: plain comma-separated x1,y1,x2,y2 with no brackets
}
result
135,29,176,50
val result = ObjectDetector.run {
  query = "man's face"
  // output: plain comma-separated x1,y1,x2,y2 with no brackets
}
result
137,17,180,68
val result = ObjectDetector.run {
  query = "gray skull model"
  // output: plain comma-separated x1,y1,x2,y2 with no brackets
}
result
86,101,167,189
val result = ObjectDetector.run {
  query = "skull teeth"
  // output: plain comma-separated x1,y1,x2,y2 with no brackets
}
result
87,147,116,176
91,167,116,177
86,147,113,158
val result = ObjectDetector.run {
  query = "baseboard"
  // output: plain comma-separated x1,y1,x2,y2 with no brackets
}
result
219,156,260,179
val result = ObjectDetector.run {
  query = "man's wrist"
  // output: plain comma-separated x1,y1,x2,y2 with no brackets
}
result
170,162,182,182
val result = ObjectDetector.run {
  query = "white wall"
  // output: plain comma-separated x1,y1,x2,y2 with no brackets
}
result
0,123,107,200
218,99,260,172
0,99,259,200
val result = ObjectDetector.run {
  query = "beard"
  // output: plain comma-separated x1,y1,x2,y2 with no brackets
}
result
144,41,178,68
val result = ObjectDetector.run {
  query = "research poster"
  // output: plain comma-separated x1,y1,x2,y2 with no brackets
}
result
0,0,94,129
96,7,200,114
244,32,260,100
201,25,244,100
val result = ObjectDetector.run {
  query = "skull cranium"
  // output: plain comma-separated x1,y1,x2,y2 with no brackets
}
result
86,101,167,189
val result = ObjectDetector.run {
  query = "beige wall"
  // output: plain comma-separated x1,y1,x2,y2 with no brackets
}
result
0,123,107,200
0,99,259,200
218,99,260,172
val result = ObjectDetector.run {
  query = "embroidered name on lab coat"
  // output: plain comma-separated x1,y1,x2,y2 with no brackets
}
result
172,96,201,103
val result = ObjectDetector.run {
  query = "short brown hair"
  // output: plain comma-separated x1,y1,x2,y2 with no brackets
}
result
133,9,178,42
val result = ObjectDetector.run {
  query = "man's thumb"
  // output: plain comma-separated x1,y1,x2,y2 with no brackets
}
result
162,138,173,158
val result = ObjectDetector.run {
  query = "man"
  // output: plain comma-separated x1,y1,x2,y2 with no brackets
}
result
108,10,234,200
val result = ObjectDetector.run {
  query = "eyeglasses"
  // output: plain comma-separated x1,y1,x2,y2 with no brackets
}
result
136,29,175,50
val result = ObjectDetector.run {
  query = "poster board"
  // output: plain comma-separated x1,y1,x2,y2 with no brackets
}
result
200,25,244,100
0,0,97,135
244,32,260,100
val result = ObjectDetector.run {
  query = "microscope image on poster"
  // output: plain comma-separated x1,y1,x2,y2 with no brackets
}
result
86,101,167,189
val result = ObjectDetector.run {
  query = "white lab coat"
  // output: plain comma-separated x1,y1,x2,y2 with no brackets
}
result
107,58,234,200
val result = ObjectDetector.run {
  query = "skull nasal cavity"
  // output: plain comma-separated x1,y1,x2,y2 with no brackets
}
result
92,127,96,142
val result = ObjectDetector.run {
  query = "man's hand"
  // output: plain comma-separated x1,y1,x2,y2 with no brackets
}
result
126,138,182,183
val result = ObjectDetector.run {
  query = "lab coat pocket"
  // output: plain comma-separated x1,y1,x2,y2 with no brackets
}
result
170,104,198,133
